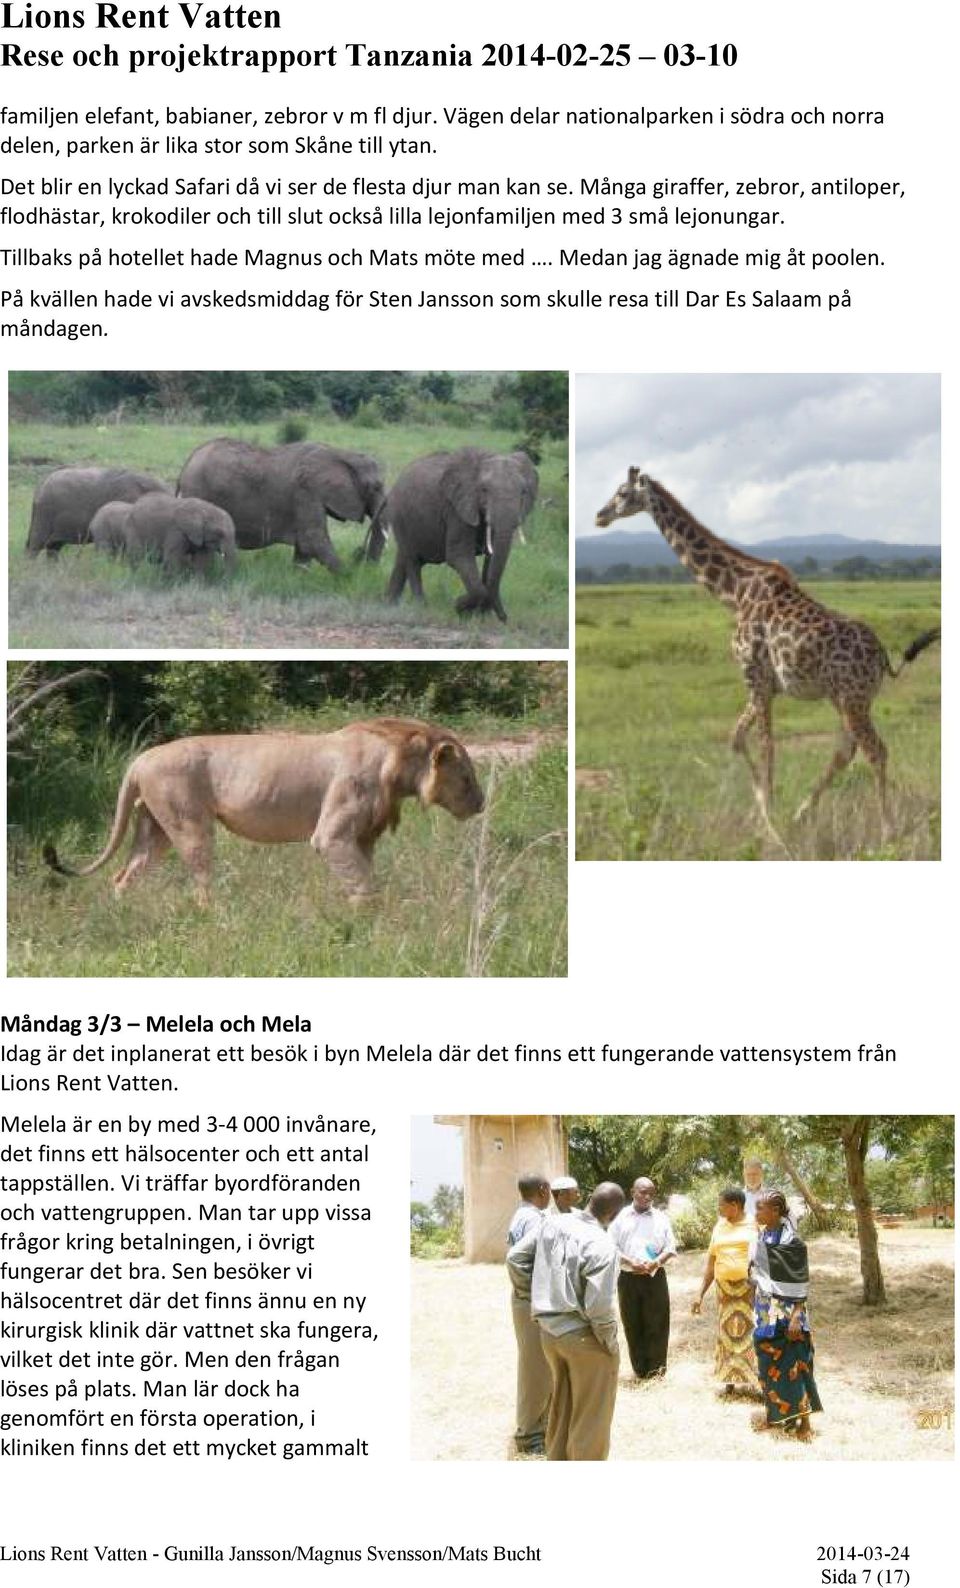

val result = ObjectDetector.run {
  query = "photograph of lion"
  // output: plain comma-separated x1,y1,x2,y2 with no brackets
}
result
7,661,567,978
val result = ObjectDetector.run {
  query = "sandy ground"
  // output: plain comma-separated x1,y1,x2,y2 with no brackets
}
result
412,1229,954,1462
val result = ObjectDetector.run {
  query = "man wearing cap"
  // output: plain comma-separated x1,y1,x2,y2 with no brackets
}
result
609,1177,676,1380
507,1182,624,1460
506,1173,552,1455
551,1175,582,1216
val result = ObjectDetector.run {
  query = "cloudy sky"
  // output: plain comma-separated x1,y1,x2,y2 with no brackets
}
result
576,374,940,545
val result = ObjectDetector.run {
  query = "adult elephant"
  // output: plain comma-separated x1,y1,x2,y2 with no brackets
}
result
26,467,171,558
122,492,237,574
177,437,387,572
385,448,538,622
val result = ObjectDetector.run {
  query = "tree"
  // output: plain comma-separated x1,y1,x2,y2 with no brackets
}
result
566,1115,749,1196
410,1201,437,1234
319,371,408,419
883,1116,954,1218
149,662,275,737
7,665,107,759
431,1185,464,1227
511,371,569,437
751,1117,836,1229
419,371,455,403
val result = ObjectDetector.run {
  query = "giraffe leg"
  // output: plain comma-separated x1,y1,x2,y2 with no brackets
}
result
731,694,782,843
846,706,891,840
794,717,857,824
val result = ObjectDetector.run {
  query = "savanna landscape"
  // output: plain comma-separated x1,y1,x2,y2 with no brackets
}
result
7,661,568,978
7,371,568,650
576,581,941,861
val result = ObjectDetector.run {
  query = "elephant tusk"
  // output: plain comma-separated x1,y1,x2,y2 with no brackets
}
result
485,525,494,557
517,527,527,546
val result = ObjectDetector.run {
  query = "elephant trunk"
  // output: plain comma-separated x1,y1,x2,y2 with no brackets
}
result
482,517,513,623
222,535,238,571
364,490,389,562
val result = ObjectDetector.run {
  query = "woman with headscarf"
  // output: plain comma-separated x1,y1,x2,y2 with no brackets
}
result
690,1187,758,1395
749,1191,823,1441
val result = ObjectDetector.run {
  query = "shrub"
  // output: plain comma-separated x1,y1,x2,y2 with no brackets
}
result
670,1178,724,1250
150,662,275,737
274,660,553,719
410,1218,464,1259
319,371,409,419
796,1209,854,1240
277,414,309,444
491,372,568,438
419,371,455,403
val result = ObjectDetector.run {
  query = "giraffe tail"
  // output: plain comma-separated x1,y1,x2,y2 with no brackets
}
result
885,626,941,678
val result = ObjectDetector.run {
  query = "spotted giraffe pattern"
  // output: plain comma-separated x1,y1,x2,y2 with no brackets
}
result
594,468,939,840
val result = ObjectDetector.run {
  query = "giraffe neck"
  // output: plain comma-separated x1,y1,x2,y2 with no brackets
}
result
644,479,767,608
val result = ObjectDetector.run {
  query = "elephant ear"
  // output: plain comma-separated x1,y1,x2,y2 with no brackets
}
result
513,454,539,520
182,518,207,548
179,501,211,547
443,453,483,527
295,451,369,524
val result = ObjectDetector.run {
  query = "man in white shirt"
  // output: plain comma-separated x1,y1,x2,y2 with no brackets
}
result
507,1183,624,1460
743,1157,769,1220
550,1174,581,1215
506,1173,552,1454
609,1177,676,1379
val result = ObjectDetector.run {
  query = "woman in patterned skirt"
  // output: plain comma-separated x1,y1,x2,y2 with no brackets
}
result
691,1187,758,1395
750,1190,823,1441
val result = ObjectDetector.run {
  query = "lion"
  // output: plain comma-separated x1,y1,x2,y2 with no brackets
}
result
43,718,484,905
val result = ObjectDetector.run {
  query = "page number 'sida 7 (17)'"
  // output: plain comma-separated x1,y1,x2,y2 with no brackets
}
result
816,1544,910,1586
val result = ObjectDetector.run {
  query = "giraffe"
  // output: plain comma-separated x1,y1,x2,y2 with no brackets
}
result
594,468,940,843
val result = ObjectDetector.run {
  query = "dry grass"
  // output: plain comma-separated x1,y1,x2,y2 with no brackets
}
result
8,738,568,979
411,1228,954,1461
8,556,560,651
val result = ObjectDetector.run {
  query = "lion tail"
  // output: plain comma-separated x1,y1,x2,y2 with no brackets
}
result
43,764,141,879
885,626,941,678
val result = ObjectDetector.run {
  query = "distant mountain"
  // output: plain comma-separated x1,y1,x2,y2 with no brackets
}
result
575,529,941,572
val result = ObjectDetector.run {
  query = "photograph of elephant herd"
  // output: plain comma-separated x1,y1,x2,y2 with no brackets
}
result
7,660,567,979
7,371,568,651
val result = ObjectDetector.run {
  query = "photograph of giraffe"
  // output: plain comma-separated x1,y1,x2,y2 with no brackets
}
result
575,375,940,861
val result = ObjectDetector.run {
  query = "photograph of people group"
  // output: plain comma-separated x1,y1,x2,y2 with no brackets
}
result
506,1170,817,1458
412,1115,954,1462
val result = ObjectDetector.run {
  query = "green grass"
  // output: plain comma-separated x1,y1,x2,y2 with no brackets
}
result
7,721,568,978
576,581,941,861
7,419,568,649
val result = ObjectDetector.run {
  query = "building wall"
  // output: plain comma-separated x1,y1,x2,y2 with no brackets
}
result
436,1116,566,1262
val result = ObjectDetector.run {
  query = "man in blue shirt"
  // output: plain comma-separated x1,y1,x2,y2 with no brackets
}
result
506,1173,552,1454
508,1183,625,1460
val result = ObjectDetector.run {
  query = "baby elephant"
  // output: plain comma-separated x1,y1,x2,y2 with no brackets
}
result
93,492,237,574
26,466,172,558
386,448,538,621
43,718,484,906
89,500,135,557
